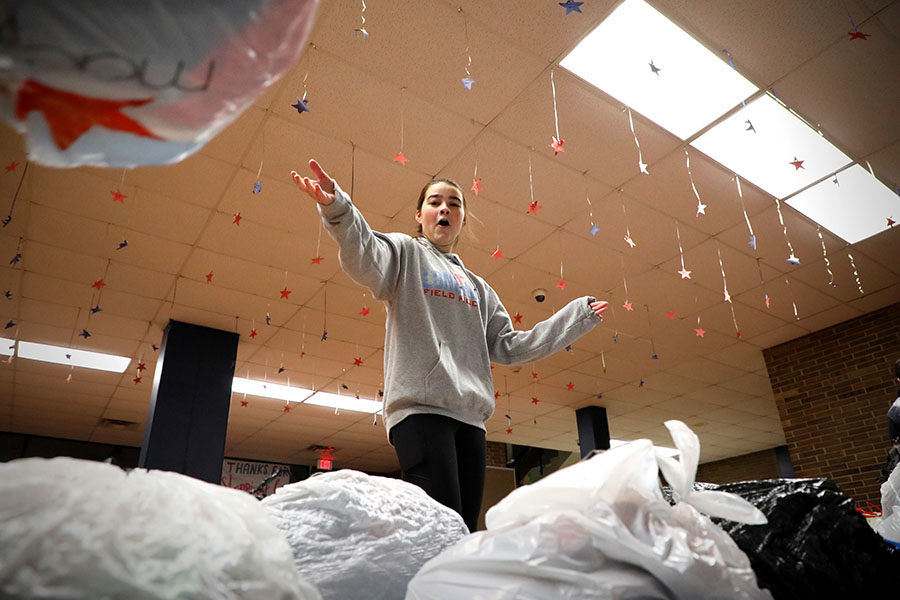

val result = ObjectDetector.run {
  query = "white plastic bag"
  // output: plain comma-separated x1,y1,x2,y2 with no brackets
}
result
406,420,771,600
0,457,321,600
261,469,469,600
875,460,900,543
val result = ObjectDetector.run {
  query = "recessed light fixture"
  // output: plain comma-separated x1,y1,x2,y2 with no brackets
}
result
560,0,758,140
231,377,383,414
16,341,130,372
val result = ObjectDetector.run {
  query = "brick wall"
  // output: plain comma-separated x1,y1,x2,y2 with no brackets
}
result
697,448,780,484
763,302,900,506
485,440,507,468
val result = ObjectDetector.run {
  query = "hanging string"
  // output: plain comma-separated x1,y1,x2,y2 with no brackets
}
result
586,191,598,235
2,160,29,227
816,227,836,287
675,222,690,278
600,350,607,374
321,283,328,340
734,176,757,250
721,50,747,108
773,197,799,264
785,277,799,320
399,88,405,151
684,148,706,216
716,246,732,303
622,196,635,247
626,108,648,174
460,8,473,89
620,253,630,304
354,0,369,37
644,304,658,359
848,253,864,294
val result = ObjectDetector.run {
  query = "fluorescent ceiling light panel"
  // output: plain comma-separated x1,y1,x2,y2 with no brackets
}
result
0,337,14,357
17,341,131,372
691,94,852,199
232,377,383,414
786,164,900,244
559,0,758,140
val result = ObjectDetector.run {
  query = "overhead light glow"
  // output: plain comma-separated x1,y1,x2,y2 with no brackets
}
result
691,94,852,199
559,0,758,140
786,163,900,244
0,337,14,357
17,341,131,372
231,377,383,414
609,438,679,457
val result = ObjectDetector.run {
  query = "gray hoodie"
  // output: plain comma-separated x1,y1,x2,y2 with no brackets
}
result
319,183,601,436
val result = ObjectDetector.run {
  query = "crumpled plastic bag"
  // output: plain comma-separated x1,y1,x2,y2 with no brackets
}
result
261,469,469,600
0,457,321,600
0,0,318,167
406,420,771,600
876,461,900,544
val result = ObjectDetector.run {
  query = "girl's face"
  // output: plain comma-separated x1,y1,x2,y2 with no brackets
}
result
416,182,466,252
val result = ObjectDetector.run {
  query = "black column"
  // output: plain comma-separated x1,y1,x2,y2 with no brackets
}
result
576,406,611,459
139,320,239,483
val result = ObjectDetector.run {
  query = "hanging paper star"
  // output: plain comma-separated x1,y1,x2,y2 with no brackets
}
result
265,312,272,325
848,30,869,40
531,397,539,404
789,157,805,170
526,201,541,215
489,247,504,260
300,350,306,358
506,427,513,434
240,400,249,407
89,305,102,314
137,362,146,372
205,271,213,283
79,329,91,339
471,178,483,195
291,97,310,114
723,290,732,302
392,152,409,166
321,330,328,341
253,181,262,194
279,287,292,299
3,290,11,299
556,278,568,289
132,375,142,384
91,279,106,290
745,120,756,133
666,311,676,319
887,217,895,228
589,223,600,236
748,234,757,249
152,344,159,351
378,390,384,397
765,294,771,309
359,306,370,316
249,328,257,339
116,240,128,250
513,312,523,324
461,77,475,90
15,79,160,150
531,371,538,379
565,344,572,351
1,216,10,227
549,137,565,155
283,404,291,413
678,267,692,279
354,27,369,38
353,357,363,366
639,379,645,387
696,202,707,216
694,327,705,337
649,60,661,76
110,189,127,203
622,300,633,311
566,382,574,390
277,366,285,374
5,161,19,172
232,212,242,226
652,353,659,360
786,254,801,265
9,253,21,265
494,391,500,400
4,320,14,329
624,235,636,248
559,0,583,14
311,256,324,264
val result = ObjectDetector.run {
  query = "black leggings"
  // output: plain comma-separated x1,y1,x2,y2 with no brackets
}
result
390,413,486,532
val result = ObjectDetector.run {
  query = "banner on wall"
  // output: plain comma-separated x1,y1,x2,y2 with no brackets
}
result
221,458,291,497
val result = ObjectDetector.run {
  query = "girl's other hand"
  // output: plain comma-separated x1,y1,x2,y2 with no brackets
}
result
590,300,608,320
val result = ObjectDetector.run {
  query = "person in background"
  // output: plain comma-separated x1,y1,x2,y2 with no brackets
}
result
880,358,900,482
291,159,608,531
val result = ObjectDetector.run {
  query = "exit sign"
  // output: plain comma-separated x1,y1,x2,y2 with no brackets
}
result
317,457,333,470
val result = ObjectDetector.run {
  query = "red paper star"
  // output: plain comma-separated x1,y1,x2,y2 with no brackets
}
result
279,287,292,299
694,326,706,337
132,376,142,384
91,279,106,290
283,404,291,413
531,371,538,379
887,217,895,228
232,212,242,226
392,152,409,166
137,362,146,372
666,311,677,319
491,247,504,259
15,79,160,150
506,427,513,435
789,157,805,170
494,391,501,400
311,256,324,264
471,178,483,195
110,189,127,203
549,137,565,155
4,161,18,172
249,328,258,339
240,400,249,407
513,312,523,324
848,30,869,40
300,350,306,358
531,397,539,404
360,306,370,316
556,279,568,289
353,357,363,366
205,271,213,283
526,201,542,215
622,300,633,311
566,382,574,391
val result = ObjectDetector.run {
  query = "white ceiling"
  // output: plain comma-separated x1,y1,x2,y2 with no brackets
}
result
1,0,898,473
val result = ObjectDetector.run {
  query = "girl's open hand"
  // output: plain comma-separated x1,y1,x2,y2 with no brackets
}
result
291,159,336,205
589,300,608,320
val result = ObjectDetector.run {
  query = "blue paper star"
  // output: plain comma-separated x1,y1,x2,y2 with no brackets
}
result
10,253,21,265
639,379,644,387
265,312,271,325
277,366,285,374
649,60,661,76
745,120,756,133
341,384,349,390
461,77,475,90
152,344,159,351
748,234,756,249
4,320,14,329
3,290,10,299
291,98,310,114
116,240,128,250
786,254,801,265
90,305,102,314
79,329,91,339
613,334,618,343
1,215,10,227
589,223,600,236
565,344,572,351
253,181,262,194
378,390,384,397
596,393,603,399
321,330,328,341
651,354,659,360
559,0,583,14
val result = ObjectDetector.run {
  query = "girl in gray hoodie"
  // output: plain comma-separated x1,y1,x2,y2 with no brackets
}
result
292,160,608,531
